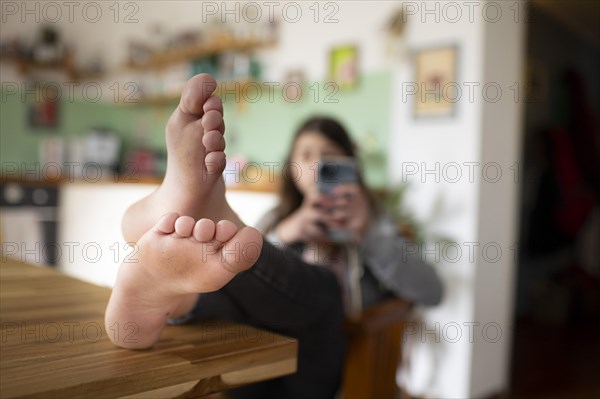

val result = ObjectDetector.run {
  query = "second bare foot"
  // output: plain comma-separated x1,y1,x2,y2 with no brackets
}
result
122,74,242,242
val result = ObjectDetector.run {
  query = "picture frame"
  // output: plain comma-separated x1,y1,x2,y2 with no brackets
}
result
412,45,458,118
329,45,358,90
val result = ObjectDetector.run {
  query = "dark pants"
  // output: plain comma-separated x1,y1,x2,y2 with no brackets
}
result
189,241,347,399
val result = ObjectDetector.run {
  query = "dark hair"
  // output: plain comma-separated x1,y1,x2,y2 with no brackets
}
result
270,116,376,230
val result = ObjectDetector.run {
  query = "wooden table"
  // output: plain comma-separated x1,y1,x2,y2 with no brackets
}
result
0,258,297,398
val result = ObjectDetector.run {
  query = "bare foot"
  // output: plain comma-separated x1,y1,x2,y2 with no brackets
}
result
122,74,241,243
134,212,261,294
105,213,262,348
109,75,265,349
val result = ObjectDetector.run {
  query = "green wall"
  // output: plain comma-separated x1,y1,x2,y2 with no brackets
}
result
1,71,391,187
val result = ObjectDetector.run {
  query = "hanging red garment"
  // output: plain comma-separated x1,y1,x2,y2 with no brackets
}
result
548,127,595,239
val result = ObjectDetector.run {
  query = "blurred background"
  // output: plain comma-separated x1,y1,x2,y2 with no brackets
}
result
1,1,598,398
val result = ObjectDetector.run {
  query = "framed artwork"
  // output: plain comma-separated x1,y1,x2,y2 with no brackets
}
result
329,45,358,90
413,45,458,118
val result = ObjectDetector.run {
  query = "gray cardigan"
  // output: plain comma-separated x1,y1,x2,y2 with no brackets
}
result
257,211,444,307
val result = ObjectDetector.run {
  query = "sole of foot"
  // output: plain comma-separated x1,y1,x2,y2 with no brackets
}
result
135,212,263,294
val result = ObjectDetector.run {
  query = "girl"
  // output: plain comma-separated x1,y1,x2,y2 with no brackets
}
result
258,116,443,312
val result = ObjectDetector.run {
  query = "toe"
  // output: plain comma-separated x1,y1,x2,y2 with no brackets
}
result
215,220,238,243
201,110,224,133
180,74,217,116
205,151,226,176
193,218,216,242
167,74,217,135
155,212,179,234
203,95,223,114
174,216,196,237
203,130,225,152
221,227,263,273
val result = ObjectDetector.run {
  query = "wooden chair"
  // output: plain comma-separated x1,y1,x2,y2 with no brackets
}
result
341,299,413,399
208,299,412,399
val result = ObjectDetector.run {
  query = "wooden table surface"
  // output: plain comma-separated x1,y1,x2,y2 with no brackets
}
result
0,258,297,399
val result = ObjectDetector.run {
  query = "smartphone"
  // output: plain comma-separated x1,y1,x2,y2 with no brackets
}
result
318,157,358,195
317,157,358,242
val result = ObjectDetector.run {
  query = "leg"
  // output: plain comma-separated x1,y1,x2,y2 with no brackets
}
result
189,241,347,399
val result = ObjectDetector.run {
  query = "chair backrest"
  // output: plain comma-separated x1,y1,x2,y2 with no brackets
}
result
342,299,413,399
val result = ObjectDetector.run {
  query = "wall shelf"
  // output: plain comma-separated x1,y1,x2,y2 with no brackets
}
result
0,55,102,81
124,37,277,71
121,79,276,106
118,37,278,106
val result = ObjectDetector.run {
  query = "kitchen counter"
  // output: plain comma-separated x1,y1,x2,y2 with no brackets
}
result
1,176,279,287
1,175,279,193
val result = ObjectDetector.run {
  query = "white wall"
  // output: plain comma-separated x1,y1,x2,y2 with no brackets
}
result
470,5,524,396
390,10,484,397
58,183,277,287
257,1,398,80
389,1,524,397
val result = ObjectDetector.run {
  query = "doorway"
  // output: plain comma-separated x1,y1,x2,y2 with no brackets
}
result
510,2,600,398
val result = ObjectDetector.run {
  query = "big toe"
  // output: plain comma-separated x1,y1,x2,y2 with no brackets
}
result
220,227,263,274
166,74,218,136
180,74,217,116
